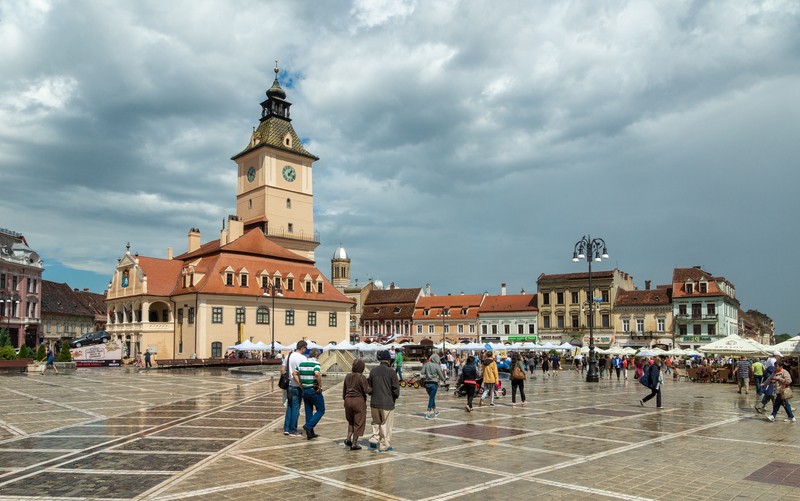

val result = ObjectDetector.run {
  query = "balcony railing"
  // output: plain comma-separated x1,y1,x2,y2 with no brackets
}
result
266,228,320,244
675,314,718,322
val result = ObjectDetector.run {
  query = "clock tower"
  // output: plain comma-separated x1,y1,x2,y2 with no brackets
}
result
231,64,320,260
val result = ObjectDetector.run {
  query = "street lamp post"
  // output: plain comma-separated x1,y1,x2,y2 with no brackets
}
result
573,235,609,383
263,282,283,359
438,307,450,352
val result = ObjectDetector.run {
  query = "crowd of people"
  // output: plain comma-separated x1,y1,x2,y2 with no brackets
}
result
278,342,795,453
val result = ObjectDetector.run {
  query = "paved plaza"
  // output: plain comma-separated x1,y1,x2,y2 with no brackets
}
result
0,367,798,501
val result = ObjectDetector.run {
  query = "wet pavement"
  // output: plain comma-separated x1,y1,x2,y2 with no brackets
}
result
0,367,798,500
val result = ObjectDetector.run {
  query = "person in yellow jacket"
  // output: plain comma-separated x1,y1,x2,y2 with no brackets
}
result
479,352,499,407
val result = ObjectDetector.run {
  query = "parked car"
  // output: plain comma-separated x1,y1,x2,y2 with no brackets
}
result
70,331,111,348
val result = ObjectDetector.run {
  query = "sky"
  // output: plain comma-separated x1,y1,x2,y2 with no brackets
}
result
1,1,798,334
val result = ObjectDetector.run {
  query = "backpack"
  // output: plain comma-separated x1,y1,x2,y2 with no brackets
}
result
638,372,651,389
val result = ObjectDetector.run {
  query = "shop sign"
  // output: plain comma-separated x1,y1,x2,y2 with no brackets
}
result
507,336,538,341
680,335,714,343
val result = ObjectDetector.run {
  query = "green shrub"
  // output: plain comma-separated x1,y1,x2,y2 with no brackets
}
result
58,343,72,362
0,345,17,360
35,344,46,361
0,329,11,347
17,345,31,359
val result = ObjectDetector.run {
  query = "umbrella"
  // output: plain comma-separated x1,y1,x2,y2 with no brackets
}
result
557,342,574,351
637,349,657,357
665,348,687,356
698,334,770,356
771,335,800,356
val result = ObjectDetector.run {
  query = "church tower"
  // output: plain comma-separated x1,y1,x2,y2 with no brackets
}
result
331,245,351,291
231,63,320,260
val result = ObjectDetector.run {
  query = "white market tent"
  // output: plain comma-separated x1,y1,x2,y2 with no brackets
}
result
232,340,259,351
771,335,800,356
330,340,356,350
698,334,770,356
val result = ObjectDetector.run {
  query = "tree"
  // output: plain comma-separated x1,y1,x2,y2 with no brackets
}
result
0,329,11,347
17,345,31,359
0,346,16,360
35,344,46,361
58,343,72,362
775,333,791,344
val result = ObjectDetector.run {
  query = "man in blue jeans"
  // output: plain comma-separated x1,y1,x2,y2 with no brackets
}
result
283,340,307,438
297,349,325,439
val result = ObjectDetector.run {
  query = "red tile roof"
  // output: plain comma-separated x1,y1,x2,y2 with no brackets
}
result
363,288,422,306
538,270,617,282
160,229,351,304
671,267,728,299
478,294,537,314
413,295,485,320
614,288,672,307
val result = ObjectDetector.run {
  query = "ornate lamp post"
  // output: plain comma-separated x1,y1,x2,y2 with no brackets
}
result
438,307,450,352
263,282,283,358
573,235,608,383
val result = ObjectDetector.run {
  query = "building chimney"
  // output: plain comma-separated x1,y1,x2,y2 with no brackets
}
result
426,283,431,296
501,283,507,296
645,280,651,290
167,247,173,260
188,228,201,253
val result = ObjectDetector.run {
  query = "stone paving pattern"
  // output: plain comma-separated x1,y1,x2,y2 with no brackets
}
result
0,367,798,500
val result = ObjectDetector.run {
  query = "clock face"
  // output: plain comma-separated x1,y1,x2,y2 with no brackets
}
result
246,166,256,182
282,165,296,182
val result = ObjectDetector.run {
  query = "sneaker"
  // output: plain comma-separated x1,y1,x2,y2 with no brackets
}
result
288,432,304,438
434,411,440,417
424,413,432,420
368,442,378,450
490,403,495,407
785,418,796,423
755,404,763,414
283,431,290,436
767,415,775,422
512,403,517,408
464,405,470,412
522,402,527,407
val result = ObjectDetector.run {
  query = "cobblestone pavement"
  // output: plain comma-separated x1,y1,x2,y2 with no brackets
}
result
0,367,798,500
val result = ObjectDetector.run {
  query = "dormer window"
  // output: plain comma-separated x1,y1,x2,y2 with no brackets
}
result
305,281,312,293
699,282,707,293
394,307,401,314
317,282,323,293
461,308,468,315
424,308,430,316
287,278,294,291
241,274,248,287
226,273,234,286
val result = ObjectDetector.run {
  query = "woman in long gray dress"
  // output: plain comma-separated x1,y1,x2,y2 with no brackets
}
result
343,359,371,450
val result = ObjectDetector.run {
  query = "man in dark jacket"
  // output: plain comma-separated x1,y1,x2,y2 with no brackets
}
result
368,350,400,452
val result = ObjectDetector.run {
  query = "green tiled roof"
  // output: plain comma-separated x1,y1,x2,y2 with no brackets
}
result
233,117,318,161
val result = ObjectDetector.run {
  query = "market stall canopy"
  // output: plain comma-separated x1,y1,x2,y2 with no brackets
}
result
232,340,259,351
698,334,770,355
770,335,800,356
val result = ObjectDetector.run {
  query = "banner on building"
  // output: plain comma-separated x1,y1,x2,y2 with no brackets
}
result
70,340,123,367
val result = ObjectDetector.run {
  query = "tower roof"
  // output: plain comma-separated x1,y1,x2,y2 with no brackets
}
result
332,245,349,260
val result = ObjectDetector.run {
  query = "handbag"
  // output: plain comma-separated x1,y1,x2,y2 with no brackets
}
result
511,366,526,380
783,386,793,400
278,354,291,390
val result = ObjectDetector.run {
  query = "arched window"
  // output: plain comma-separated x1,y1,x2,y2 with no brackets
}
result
256,306,270,324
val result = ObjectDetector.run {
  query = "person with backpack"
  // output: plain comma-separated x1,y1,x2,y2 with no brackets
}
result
461,356,479,412
479,352,499,407
510,352,527,408
639,356,663,408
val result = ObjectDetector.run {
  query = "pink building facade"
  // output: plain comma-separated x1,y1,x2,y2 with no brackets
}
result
0,228,43,349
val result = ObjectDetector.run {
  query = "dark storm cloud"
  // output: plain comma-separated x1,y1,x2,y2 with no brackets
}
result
1,0,798,333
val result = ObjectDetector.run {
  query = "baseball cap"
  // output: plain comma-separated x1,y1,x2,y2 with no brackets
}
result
773,350,782,357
